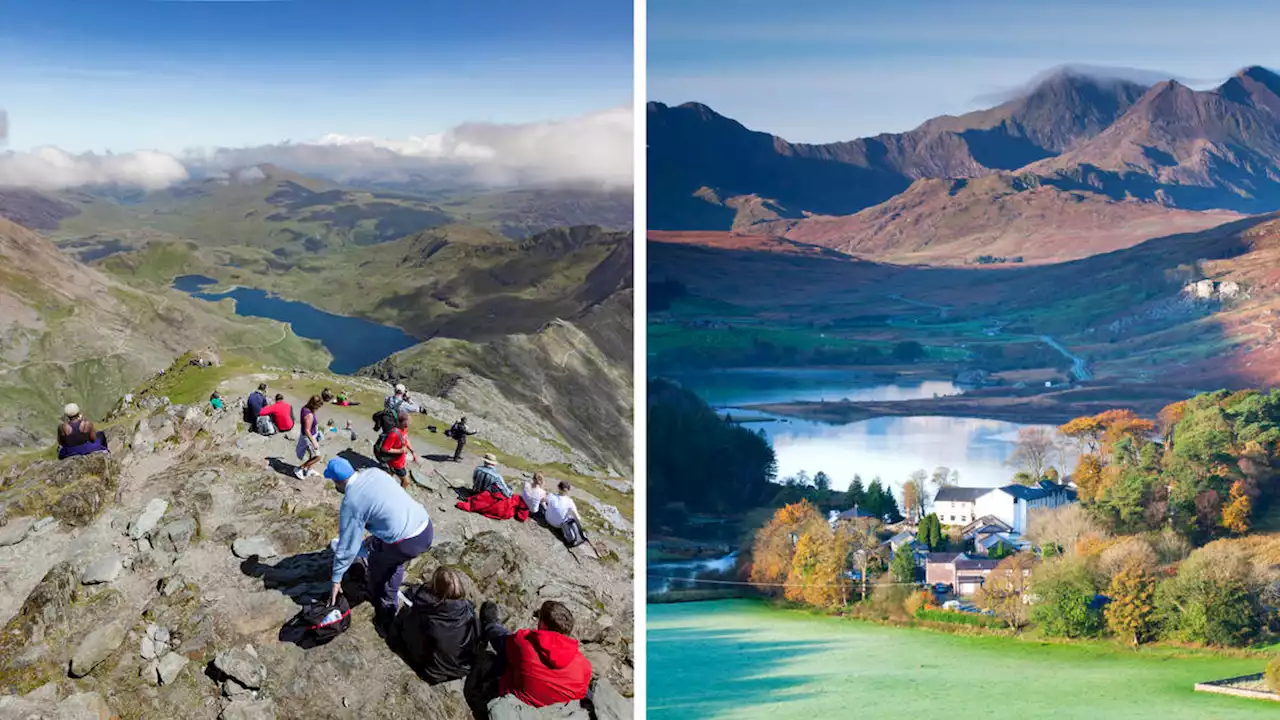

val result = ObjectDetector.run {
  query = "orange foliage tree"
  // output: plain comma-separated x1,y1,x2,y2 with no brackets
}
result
1073,455,1107,502
1220,481,1253,534
1104,559,1157,646
750,501,827,594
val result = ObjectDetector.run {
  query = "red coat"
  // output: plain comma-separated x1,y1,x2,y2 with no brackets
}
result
455,490,529,521
499,629,592,707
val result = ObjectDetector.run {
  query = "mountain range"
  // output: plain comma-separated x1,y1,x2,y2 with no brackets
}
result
650,65,1280,264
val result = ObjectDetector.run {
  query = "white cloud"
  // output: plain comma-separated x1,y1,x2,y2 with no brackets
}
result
0,105,632,192
0,146,189,191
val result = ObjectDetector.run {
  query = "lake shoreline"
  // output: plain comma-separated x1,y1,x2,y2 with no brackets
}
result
752,381,1192,425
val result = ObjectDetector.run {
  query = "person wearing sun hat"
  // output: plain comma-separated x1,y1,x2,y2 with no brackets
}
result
325,457,434,633
56,402,109,459
472,452,512,498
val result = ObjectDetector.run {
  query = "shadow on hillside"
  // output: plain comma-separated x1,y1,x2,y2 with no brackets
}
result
337,448,380,471
647,625,831,715
239,548,370,608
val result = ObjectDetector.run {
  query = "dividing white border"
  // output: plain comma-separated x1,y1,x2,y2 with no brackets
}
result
631,0,648,714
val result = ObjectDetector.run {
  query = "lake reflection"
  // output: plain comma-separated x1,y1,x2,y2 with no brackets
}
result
668,368,1075,490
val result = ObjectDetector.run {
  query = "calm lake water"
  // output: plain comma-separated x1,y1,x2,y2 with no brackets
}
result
667,368,1074,491
649,601,1274,720
173,275,420,374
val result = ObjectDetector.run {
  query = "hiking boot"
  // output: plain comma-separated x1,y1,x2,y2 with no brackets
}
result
480,600,500,630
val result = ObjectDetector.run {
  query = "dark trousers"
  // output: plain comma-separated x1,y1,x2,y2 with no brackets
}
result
453,438,466,461
367,522,434,617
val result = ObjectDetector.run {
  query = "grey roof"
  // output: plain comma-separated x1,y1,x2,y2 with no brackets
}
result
954,558,1001,571
837,507,877,520
925,552,962,564
999,482,1074,501
889,531,916,545
934,487,990,503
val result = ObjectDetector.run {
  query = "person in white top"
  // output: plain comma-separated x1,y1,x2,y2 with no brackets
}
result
521,472,548,515
544,480,580,529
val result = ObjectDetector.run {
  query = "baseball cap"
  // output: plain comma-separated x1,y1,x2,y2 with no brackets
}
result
64,403,80,418
323,458,355,482
394,383,406,393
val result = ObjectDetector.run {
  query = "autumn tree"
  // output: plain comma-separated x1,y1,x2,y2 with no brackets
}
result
902,470,928,522
1220,480,1252,534
1072,454,1108,502
1059,416,1104,454
1104,559,1157,646
786,525,849,608
976,553,1037,630
930,466,958,492
750,501,827,593
1007,427,1059,480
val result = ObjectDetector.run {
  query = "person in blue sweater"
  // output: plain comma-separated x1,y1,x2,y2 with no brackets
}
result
324,457,434,632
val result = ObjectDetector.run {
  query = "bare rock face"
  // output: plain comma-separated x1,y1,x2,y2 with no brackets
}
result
220,698,277,720
69,619,128,677
213,645,267,695
0,690,115,720
128,498,169,539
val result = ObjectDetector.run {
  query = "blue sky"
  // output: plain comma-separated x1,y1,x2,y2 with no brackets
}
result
649,0,1280,143
0,0,632,153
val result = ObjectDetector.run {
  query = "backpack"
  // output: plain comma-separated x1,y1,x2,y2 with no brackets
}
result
559,518,586,548
282,595,351,648
373,428,402,465
255,415,277,436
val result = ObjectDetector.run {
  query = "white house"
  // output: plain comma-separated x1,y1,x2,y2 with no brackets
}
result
933,487,989,526
973,481,1076,534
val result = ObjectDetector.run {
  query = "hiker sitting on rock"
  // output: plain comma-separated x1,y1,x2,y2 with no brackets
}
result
378,410,419,489
56,403,109,459
326,458,434,634
209,392,224,411
545,481,589,549
521,473,547,518
244,383,268,430
448,416,477,462
258,393,294,434
480,599,592,708
472,454,512,498
396,566,477,684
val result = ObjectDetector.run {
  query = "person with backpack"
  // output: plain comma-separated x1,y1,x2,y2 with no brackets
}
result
245,383,268,430
56,403,109,459
325,458,434,634
395,566,477,684
521,473,548,518
385,383,421,414
258,393,294,434
448,416,477,462
378,410,418,489
294,395,325,480
479,599,592,708
472,454,513,498
545,481,586,547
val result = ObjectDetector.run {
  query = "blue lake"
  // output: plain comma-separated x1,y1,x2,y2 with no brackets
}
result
172,274,420,374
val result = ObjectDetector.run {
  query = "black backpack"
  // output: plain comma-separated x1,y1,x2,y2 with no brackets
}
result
559,518,587,548
282,596,352,648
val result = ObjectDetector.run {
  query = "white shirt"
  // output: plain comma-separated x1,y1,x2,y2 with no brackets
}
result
522,484,547,513
545,493,579,528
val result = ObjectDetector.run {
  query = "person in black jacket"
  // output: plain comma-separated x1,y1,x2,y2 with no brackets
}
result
395,566,477,684
448,417,478,462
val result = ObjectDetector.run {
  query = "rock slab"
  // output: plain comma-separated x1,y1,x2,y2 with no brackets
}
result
220,699,276,720
214,646,266,693
81,554,123,585
157,652,188,685
232,536,278,560
0,518,34,547
69,620,128,677
128,498,168,539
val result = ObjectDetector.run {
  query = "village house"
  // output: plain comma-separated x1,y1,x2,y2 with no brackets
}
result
933,487,988,526
936,482,1076,534
925,552,1002,596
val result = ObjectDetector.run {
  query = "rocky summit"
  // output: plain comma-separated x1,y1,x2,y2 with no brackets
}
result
0,363,634,720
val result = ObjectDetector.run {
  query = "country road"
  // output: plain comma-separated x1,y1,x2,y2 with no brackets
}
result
1040,334,1092,381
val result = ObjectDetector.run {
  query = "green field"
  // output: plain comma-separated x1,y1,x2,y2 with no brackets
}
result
649,600,1277,719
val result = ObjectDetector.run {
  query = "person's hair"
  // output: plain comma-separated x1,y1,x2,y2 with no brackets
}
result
532,472,545,487
321,389,333,402
460,416,467,423
397,410,411,426
275,393,285,401
306,395,323,411
431,566,467,600
558,480,571,493
538,600,574,635
210,392,219,399
257,383,267,392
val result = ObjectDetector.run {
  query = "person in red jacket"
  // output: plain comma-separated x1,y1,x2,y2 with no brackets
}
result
259,394,295,433
479,599,592,707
